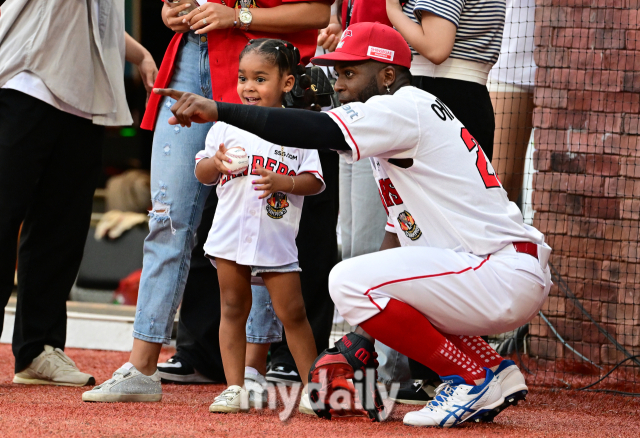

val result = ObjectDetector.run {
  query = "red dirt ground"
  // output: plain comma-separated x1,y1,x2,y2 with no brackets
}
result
0,344,639,437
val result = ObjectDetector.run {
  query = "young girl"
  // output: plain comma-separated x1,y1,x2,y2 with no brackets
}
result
194,39,324,413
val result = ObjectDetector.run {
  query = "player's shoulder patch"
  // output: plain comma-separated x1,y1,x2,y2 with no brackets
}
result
331,103,365,124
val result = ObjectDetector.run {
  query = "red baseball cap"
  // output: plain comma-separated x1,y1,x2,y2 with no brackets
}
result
311,22,412,69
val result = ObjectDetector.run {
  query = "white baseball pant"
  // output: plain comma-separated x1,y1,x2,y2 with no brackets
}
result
329,243,551,336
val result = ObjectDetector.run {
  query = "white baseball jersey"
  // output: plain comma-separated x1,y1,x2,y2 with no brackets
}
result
196,122,325,267
327,86,544,256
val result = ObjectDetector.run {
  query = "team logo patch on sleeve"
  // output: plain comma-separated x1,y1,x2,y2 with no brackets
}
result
266,193,289,219
397,210,422,241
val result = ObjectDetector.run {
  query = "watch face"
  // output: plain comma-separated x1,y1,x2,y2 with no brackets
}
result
239,10,252,23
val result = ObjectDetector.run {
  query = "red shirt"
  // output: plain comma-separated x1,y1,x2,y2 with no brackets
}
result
142,0,331,131
341,0,392,28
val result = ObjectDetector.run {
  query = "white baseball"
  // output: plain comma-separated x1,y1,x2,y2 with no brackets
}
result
224,146,249,174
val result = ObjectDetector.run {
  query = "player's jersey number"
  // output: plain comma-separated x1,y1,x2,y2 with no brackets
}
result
460,128,501,189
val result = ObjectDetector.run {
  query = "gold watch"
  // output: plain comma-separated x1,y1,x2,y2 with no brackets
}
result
239,7,252,31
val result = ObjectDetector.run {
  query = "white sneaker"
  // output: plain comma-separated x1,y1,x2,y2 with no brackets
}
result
474,360,528,422
209,385,249,413
14,345,95,387
403,369,503,428
82,363,162,402
298,390,316,416
244,368,267,408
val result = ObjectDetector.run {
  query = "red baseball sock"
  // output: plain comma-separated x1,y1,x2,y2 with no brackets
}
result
359,299,485,385
444,335,504,371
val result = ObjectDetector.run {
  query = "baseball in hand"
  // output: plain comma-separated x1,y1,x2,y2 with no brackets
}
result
224,146,249,174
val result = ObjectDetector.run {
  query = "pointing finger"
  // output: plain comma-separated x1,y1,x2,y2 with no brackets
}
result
153,88,184,99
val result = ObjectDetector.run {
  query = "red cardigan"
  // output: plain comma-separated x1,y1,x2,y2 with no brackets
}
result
341,0,392,28
142,0,331,131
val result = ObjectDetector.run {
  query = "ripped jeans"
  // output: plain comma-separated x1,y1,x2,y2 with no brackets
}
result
133,32,280,344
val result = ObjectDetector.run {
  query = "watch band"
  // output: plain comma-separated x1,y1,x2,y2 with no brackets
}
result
239,0,252,31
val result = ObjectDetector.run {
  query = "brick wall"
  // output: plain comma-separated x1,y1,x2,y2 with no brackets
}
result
530,0,640,366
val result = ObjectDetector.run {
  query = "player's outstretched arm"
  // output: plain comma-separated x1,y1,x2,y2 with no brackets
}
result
153,88,350,152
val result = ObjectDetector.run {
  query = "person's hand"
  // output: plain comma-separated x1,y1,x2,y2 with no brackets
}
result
317,23,342,52
137,55,158,104
153,88,219,127
212,143,236,175
252,166,292,199
183,2,236,34
162,1,192,33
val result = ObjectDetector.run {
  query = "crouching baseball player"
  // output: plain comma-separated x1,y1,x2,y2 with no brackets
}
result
153,22,552,428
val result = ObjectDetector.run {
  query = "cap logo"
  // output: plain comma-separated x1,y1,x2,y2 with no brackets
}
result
336,30,352,49
367,46,394,62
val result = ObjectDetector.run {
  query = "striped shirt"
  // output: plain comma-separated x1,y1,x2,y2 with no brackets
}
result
403,0,506,65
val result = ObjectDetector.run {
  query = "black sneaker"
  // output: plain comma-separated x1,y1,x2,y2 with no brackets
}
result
265,363,301,386
157,356,216,384
390,379,439,405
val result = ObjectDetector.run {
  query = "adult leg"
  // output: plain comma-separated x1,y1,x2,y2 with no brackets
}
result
347,159,411,385
330,247,548,427
129,34,214,375
409,76,497,380
0,89,58,342
269,152,339,371
13,111,103,372
490,89,534,202
83,34,215,402
0,90,101,378
330,246,550,371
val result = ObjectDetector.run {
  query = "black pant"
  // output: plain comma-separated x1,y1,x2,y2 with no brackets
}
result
410,77,495,379
176,151,340,375
0,89,103,372
174,191,226,382
412,76,495,161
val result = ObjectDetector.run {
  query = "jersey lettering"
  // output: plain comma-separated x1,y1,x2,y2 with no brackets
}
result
460,128,501,189
251,155,265,175
378,178,404,207
431,98,454,121
219,172,244,187
265,158,278,172
276,162,289,175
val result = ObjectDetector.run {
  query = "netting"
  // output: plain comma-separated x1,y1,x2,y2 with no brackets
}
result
331,0,640,395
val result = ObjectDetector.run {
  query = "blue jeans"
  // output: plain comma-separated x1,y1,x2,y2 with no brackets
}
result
133,32,282,344
134,32,280,345
133,32,214,344
247,285,283,344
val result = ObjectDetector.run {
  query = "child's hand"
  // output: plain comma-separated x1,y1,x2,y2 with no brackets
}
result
212,143,235,175
252,165,293,199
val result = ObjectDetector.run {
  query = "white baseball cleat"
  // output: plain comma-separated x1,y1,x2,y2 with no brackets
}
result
403,368,503,428
473,359,528,422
